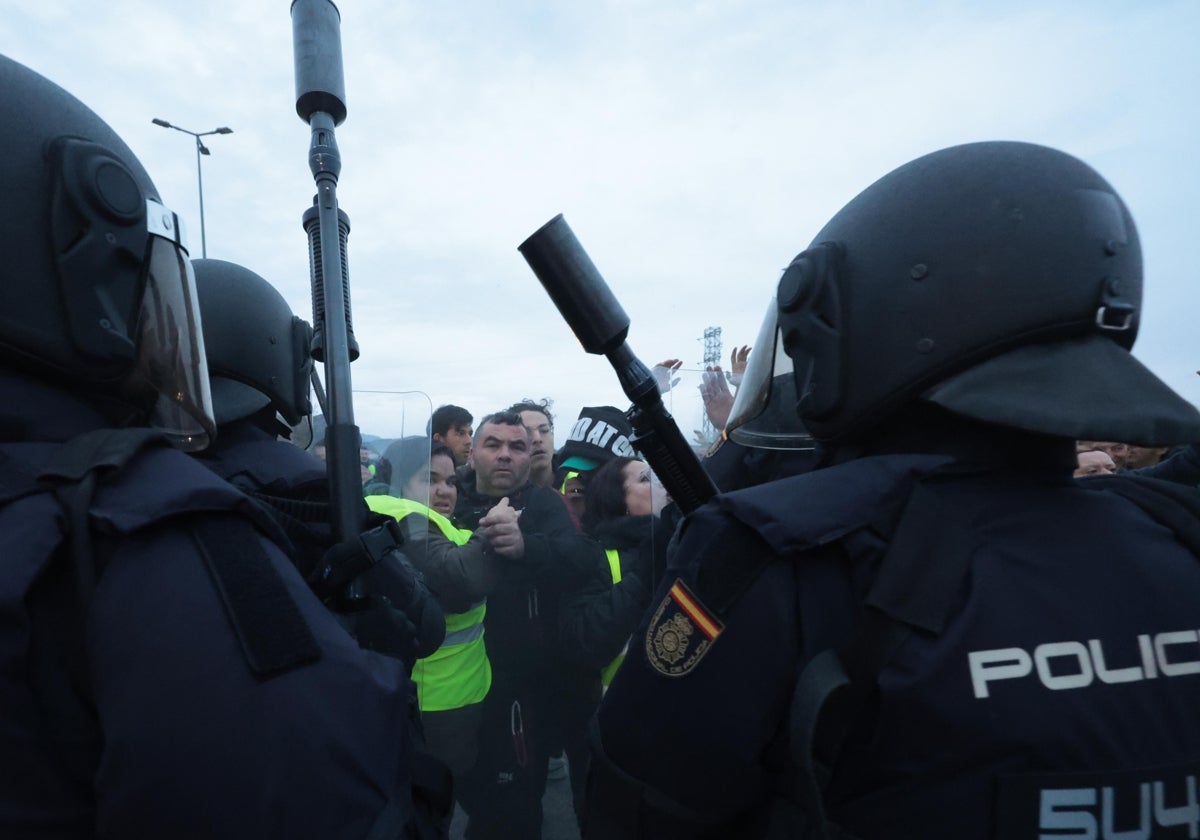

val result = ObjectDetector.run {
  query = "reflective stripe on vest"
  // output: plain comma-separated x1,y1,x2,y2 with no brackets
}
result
413,596,491,711
601,548,626,686
365,494,492,711
443,599,486,645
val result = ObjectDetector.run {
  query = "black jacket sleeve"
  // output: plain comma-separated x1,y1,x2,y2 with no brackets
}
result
397,516,502,613
511,486,607,586
557,515,666,669
559,555,653,670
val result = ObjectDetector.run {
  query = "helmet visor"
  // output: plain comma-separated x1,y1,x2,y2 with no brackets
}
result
725,298,815,450
121,200,215,451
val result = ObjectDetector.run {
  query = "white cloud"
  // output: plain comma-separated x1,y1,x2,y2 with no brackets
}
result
2,0,1197,439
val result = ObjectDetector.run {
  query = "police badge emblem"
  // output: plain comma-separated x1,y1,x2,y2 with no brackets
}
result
644,578,724,677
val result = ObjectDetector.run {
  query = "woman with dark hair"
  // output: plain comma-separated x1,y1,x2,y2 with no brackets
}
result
367,436,503,791
570,457,667,669
557,456,671,824
580,457,653,530
382,436,457,518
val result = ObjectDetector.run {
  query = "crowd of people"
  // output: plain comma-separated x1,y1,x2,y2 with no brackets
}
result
327,400,673,838
1075,438,1200,482
323,369,1200,838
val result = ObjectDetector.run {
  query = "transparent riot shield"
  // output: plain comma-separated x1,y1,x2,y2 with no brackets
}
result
655,363,741,456
352,389,435,509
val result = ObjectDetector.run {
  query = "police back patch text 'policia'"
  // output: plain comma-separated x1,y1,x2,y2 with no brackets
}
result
644,578,724,677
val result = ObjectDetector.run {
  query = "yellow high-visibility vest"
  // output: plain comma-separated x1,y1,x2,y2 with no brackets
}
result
365,495,492,711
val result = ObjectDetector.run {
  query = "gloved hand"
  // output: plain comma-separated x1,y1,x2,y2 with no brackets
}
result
309,521,446,662
306,516,406,600
355,550,446,660
333,593,422,670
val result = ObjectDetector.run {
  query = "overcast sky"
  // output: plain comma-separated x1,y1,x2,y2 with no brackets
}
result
3,1,1198,444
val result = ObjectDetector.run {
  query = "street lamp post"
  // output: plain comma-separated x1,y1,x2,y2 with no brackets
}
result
151,118,233,259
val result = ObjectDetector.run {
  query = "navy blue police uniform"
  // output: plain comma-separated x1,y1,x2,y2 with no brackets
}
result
196,417,328,495
192,417,331,581
0,371,421,838
195,416,452,837
586,430,1200,839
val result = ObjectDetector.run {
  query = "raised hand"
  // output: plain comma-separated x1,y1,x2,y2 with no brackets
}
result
700,366,736,430
652,359,683,394
726,345,751,387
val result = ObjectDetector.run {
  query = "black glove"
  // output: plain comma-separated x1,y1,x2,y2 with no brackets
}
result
309,522,446,662
306,520,403,602
334,593,422,670
356,550,445,660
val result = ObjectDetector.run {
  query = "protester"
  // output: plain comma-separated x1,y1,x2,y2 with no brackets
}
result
369,438,502,797
1123,443,1170,470
508,398,557,488
556,456,670,823
453,411,605,840
1074,447,1118,477
1076,439,1131,469
430,404,475,468
555,404,639,526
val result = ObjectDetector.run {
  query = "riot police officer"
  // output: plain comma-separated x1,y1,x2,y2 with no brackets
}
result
584,141,1200,839
0,54,424,838
191,257,445,671
191,257,450,837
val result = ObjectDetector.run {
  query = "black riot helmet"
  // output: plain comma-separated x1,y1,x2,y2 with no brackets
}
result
192,258,314,429
0,54,214,449
735,140,1200,446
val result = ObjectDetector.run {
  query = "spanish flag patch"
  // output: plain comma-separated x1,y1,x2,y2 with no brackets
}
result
643,577,725,677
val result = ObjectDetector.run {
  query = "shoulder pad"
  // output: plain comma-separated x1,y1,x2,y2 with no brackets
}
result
714,453,953,554
89,446,281,538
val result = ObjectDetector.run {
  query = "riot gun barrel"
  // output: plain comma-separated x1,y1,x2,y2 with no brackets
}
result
519,214,718,513
292,0,347,126
291,0,364,541
518,214,631,355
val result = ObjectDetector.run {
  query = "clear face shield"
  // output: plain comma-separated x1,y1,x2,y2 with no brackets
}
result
723,298,816,450
351,391,436,506
120,200,215,451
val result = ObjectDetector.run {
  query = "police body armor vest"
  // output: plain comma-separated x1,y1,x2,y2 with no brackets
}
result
0,429,324,835
711,455,1200,840
366,495,493,712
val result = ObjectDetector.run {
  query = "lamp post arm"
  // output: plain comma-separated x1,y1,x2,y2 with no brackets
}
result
151,118,231,260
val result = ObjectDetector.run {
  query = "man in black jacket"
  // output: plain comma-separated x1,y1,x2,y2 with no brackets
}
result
454,411,605,840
